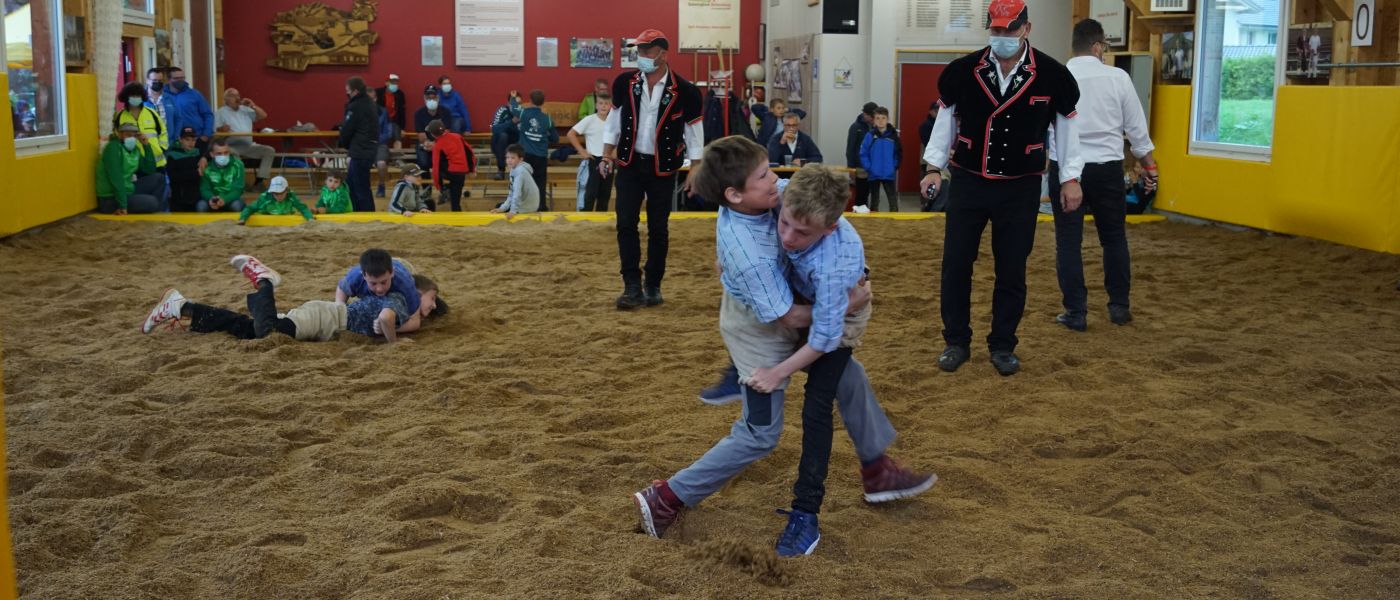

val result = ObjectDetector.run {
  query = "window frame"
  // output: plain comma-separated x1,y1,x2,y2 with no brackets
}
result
8,0,70,156
1188,0,1288,163
124,0,156,27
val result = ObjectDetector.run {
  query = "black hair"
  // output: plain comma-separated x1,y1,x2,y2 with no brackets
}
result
145,67,164,78
347,76,367,93
438,75,451,84
1072,19,1106,54
874,106,890,117
529,89,545,106
168,66,184,74
210,137,231,150
506,143,525,157
360,248,394,277
119,82,148,105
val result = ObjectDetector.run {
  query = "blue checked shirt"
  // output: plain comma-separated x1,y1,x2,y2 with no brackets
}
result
717,206,793,324
786,217,866,352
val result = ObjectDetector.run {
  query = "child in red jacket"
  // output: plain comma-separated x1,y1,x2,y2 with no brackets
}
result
426,119,476,211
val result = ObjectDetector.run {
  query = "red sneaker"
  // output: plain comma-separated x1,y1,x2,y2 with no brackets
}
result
141,288,187,334
632,480,685,538
230,255,282,288
861,455,937,503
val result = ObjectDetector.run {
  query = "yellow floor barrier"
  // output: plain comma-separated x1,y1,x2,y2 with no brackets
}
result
89,211,1167,228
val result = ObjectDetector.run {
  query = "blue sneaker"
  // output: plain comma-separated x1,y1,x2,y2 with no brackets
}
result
775,509,820,557
698,364,742,405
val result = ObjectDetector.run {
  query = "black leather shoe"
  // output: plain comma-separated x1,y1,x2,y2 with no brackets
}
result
937,345,970,373
1055,312,1087,332
990,351,1020,376
616,284,645,310
1108,305,1133,325
644,286,663,307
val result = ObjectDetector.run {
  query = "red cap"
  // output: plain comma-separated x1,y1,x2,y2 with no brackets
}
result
986,0,1029,29
627,29,670,50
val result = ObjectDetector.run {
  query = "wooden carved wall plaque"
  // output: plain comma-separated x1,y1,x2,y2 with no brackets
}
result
266,0,380,72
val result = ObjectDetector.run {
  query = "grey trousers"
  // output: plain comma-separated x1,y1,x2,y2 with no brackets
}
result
230,141,276,180
668,357,897,507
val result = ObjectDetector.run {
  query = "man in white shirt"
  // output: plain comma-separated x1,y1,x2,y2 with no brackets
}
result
601,29,704,309
215,88,275,188
1047,19,1158,332
568,93,614,211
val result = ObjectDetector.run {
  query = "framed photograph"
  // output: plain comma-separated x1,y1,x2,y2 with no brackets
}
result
570,37,613,68
537,37,558,68
1287,23,1332,80
1159,31,1193,83
620,38,639,68
63,16,87,64
422,36,443,66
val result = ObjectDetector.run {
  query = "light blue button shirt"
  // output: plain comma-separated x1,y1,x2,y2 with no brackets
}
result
787,217,865,352
717,205,793,324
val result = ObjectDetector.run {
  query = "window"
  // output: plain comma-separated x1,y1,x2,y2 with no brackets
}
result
1191,0,1283,159
124,0,155,27
5,0,68,153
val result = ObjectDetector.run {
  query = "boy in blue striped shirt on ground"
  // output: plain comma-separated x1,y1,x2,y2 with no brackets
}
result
631,137,935,557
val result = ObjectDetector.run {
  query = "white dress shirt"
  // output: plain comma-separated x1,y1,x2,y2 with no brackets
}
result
603,68,705,161
1048,56,1154,164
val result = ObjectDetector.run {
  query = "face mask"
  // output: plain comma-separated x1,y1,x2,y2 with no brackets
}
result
127,96,143,107
637,56,659,74
214,155,230,167
150,81,163,93
425,99,439,111
123,137,138,150
170,80,188,92
440,84,453,94
388,84,399,93
989,35,1022,60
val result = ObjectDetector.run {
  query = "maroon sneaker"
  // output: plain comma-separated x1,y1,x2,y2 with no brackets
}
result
633,480,685,538
861,455,937,503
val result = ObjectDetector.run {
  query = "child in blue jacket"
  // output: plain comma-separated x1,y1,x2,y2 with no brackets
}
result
858,107,902,212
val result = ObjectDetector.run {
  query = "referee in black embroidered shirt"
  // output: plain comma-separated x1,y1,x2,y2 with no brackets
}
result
920,0,1085,376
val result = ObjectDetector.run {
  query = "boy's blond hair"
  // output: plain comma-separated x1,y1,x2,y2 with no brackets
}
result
782,164,850,228
691,136,769,206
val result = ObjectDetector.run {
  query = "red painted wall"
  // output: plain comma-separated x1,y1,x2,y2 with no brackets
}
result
221,0,762,132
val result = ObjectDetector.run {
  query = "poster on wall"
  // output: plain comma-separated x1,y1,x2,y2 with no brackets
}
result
171,19,188,75
422,36,444,66
570,38,613,68
620,38,639,68
1160,32,1192,83
1089,0,1127,46
1287,24,1332,80
64,16,87,65
896,0,988,47
678,0,741,51
455,0,524,66
537,37,559,67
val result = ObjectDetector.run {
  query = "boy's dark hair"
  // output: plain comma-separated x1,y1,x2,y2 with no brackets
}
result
413,274,449,318
862,101,878,116
783,165,850,228
1072,19,1106,54
347,76,367,93
438,75,451,84
360,248,394,277
692,136,769,205
874,107,890,118
325,170,344,181
506,143,526,158
210,137,230,150
529,89,545,106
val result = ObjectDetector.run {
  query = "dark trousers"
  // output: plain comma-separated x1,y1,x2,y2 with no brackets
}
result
169,178,201,212
186,283,297,340
440,171,467,211
490,123,518,173
939,168,1042,353
852,174,870,207
583,157,614,211
348,157,375,212
791,347,854,515
414,146,433,171
1048,160,1132,315
96,172,166,214
867,179,899,212
524,154,548,210
615,158,675,288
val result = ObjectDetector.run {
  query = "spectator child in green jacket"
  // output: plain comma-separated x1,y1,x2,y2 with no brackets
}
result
314,171,352,214
199,138,246,213
95,123,166,214
237,176,314,224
